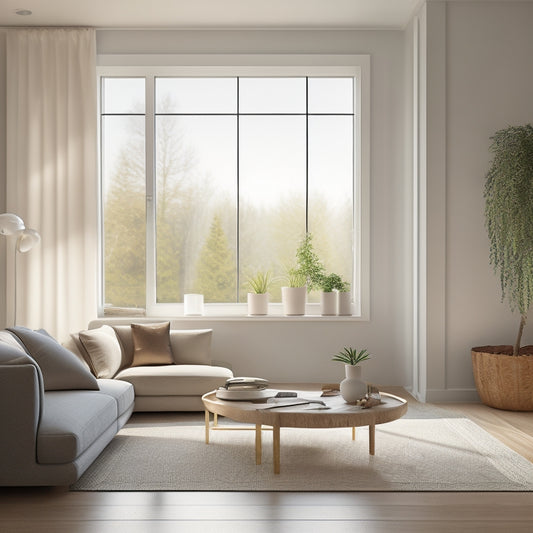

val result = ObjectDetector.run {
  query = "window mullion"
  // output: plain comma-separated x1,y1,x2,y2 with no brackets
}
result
305,76,309,233
236,77,241,303
146,75,156,312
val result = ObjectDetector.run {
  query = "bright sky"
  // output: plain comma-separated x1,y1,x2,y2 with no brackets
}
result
101,76,354,209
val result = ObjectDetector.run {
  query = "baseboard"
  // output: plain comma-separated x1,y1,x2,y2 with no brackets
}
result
424,388,481,403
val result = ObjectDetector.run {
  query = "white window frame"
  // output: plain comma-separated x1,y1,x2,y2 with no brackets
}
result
97,55,370,320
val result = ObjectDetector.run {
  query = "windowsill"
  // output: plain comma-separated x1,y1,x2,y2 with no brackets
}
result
165,314,362,321
102,302,366,321
100,312,364,322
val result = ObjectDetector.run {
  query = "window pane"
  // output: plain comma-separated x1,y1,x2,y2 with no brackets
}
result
102,115,146,309
156,78,237,114
239,78,306,114
102,78,145,114
308,116,354,292
239,116,307,302
155,116,237,303
308,77,353,114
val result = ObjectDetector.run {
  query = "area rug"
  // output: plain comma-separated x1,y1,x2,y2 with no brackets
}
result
71,403,533,492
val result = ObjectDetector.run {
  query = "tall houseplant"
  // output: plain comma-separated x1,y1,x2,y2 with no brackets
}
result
294,233,343,315
295,233,325,292
472,124,533,410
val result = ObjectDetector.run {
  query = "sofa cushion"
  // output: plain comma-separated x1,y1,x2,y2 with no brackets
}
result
115,364,233,396
170,329,212,365
7,327,99,391
62,335,92,371
131,322,173,367
97,378,135,418
78,325,123,378
37,390,117,464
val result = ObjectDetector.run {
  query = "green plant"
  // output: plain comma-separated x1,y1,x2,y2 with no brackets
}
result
284,266,307,288
246,271,273,294
295,233,325,292
484,124,533,356
332,347,371,366
319,273,343,292
337,278,351,292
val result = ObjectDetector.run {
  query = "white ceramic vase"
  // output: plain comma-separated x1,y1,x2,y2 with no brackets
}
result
281,286,307,316
320,291,338,316
247,293,269,316
337,291,352,316
340,364,367,403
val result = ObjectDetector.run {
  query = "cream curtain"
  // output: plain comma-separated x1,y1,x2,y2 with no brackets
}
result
6,28,98,340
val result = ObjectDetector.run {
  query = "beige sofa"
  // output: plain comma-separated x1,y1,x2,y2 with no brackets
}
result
65,320,234,412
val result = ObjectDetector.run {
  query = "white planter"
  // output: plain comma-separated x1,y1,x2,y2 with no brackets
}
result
247,293,269,316
320,291,338,316
340,364,367,403
281,286,307,316
337,291,352,316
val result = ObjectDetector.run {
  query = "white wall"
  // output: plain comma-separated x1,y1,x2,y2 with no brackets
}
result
416,1,533,401
93,29,413,385
445,1,533,386
0,28,411,387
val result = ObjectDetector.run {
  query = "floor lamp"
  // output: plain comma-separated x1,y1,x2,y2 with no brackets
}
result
0,213,41,326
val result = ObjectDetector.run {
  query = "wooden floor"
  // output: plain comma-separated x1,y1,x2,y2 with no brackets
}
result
1,388,533,532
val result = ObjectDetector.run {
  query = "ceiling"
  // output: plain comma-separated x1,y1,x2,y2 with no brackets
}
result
0,0,424,30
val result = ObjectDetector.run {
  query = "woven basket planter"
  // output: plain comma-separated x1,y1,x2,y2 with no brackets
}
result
471,348,533,411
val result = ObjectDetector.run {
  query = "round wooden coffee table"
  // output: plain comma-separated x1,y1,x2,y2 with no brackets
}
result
202,388,407,474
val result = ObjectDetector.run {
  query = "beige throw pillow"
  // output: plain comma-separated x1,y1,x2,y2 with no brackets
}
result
78,325,123,379
131,322,174,367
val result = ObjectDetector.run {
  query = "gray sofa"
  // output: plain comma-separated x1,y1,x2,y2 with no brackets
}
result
0,322,233,486
0,328,134,486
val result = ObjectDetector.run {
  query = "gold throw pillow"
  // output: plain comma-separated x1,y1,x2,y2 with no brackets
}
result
131,322,174,367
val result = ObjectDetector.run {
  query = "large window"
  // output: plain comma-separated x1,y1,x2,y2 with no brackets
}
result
99,61,367,317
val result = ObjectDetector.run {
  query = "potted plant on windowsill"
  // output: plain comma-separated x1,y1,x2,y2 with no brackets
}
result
332,347,371,403
319,273,343,316
246,271,273,316
472,124,533,411
281,267,307,316
295,232,337,315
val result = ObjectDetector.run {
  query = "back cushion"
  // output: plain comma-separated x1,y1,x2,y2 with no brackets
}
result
78,325,123,378
7,327,99,391
170,329,212,365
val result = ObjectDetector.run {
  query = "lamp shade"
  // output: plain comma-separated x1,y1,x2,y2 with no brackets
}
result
16,228,41,253
0,213,25,235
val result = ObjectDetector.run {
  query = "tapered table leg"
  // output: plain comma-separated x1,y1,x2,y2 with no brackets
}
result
273,424,281,474
255,423,262,464
204,410,210,444
352,427,356,441
369,423,375,455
